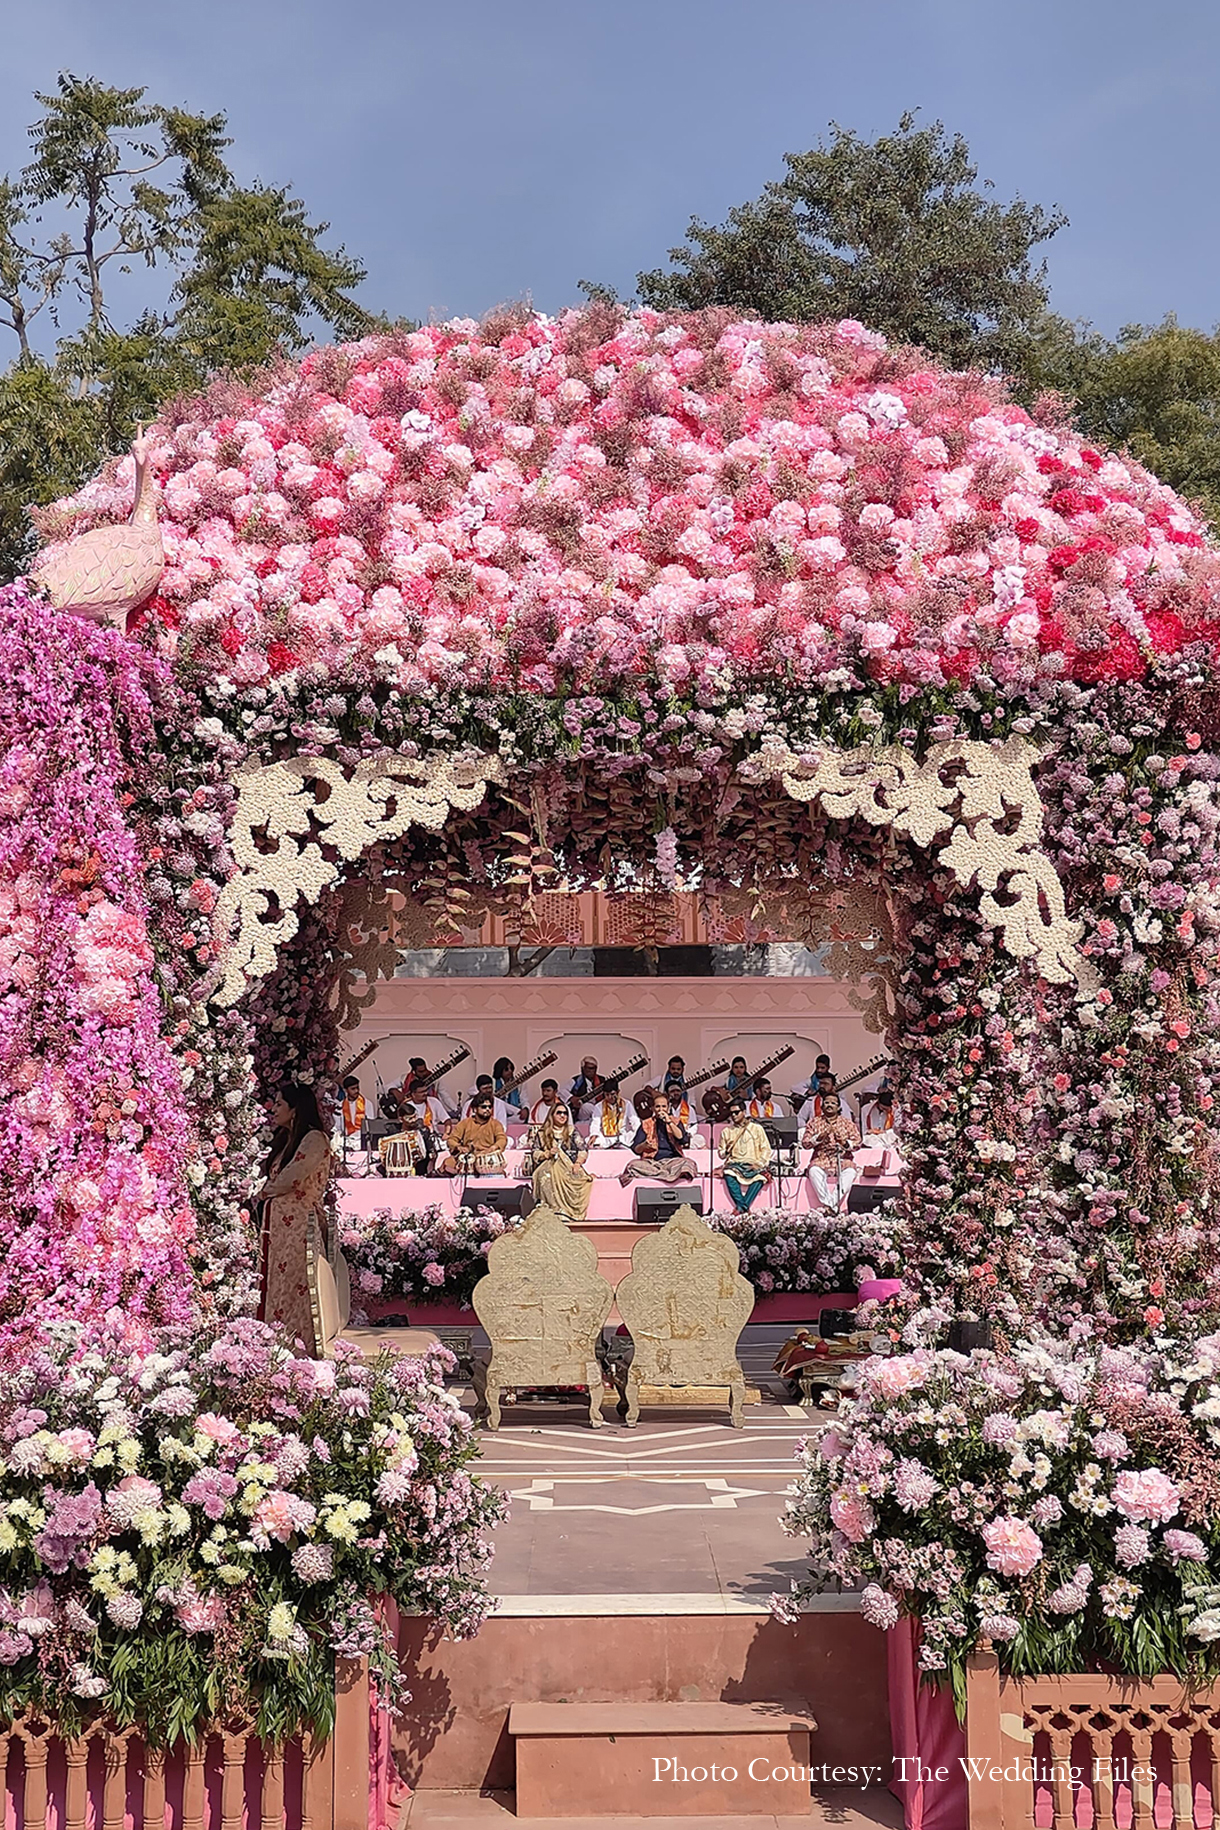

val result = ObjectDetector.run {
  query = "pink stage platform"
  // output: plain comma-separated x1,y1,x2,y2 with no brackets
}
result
337,1143,901,1221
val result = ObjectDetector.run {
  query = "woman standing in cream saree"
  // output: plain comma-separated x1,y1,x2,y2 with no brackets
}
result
530,1102,594,1222
259,1083,332,1350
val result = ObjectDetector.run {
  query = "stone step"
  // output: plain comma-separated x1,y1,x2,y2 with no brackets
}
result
404,1786,904,1828
509,1701,818,1818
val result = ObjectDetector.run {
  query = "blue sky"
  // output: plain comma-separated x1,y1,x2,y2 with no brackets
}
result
2,0,1218,344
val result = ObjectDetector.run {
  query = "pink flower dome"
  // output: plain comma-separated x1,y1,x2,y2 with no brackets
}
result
39,308,1220,699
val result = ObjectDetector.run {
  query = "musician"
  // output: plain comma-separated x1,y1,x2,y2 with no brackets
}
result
802,1092,862,1213
494,1056,523,1112
796,1071,838,1126
619,1090,698,1187
528,1078,561,1125
333,1074,369,1174
339,1076,366,1138
379,1104,438,1178
588,1085,635,1147
662,1074,701,1137
747,1077,779,1121
717,1097,772,1212
405,1057,457,1118
565,1056,604,1118
382,1059,452,1127
791,1052,833,1107
439,1093,508,1178
863,1066,899,1147
725,1056,752,1093
665,1056,687,1093
530,1101,594,1221
463,1074,512,1126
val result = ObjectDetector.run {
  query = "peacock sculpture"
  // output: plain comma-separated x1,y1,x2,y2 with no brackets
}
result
33,430,164,626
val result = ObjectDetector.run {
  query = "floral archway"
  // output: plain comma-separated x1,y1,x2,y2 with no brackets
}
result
8,304,1220,1356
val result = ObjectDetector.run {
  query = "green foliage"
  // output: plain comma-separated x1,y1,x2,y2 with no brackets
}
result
636,113,1066,376
1072,318,1220,528
0,72,376,579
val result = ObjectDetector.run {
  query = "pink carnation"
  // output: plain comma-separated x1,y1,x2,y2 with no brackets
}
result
829,1489,875,1544
981,1516,1043,1578
1164,1530,1207,1564
1112,1468,1180,1524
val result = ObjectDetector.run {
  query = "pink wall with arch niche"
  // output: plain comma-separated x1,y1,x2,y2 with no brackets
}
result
342,976,883,1108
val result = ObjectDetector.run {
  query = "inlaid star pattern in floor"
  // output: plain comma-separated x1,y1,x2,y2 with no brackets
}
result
473,1412,816,1597
506,1476,771,1514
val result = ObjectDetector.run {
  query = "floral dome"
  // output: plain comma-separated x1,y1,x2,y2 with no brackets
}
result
37,305,1220,698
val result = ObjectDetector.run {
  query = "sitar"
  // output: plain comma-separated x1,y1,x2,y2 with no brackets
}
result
496,1051,558,1100
836,1054,890,1094
336,1037,380,1082
584,1053,650,1104
701,1045,796,1120
412,1045,472,1096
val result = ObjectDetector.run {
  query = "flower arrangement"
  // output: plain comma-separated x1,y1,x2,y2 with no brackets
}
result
340,1205,524,1311
0,587,200,1344
16,305,1220,1345
708,1204,906,1297
37,308,1220,702
0,1316,503,1743
780,1332,1220,1711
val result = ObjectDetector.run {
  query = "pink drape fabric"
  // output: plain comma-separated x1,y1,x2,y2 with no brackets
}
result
887,1618,967,1830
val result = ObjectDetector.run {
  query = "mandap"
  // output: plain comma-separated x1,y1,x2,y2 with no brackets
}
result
5,304,1220,1819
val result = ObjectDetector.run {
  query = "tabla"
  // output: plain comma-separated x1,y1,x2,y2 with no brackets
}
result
460,1151,506,1177
381,1134,424,1177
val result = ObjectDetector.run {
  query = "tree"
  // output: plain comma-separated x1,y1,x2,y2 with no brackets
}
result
635,114,1066,377
1072,318,1220,528
0,72,376,579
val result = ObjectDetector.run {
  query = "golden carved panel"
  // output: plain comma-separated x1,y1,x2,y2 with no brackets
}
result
471,1203,614,1429
209,750,501,1006
614,1206,755,1428
743,738,1089,987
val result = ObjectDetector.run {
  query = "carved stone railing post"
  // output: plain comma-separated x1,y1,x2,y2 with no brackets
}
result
965,1645,1006,1830
332,1654,371,1830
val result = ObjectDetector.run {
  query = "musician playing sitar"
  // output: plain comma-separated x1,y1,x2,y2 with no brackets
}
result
565,1056,604,1118
439,1093,508,1178
619,1089,698,1188
529,1101,593,1221
717,1097,772,1212
463,1074,512,1125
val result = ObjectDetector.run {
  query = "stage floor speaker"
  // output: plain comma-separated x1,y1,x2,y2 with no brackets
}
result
634,1185,704,1222
464,1184,532,1219
848,1182,896,1213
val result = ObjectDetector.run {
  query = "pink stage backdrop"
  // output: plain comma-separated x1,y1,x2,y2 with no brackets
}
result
338,975,882,1112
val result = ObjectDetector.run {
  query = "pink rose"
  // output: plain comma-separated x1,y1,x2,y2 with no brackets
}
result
866,1356,926,1400
422,1262,446,1287
1112,1468,1180,1524
981,1516,1043,1578
194,1412,242,1447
